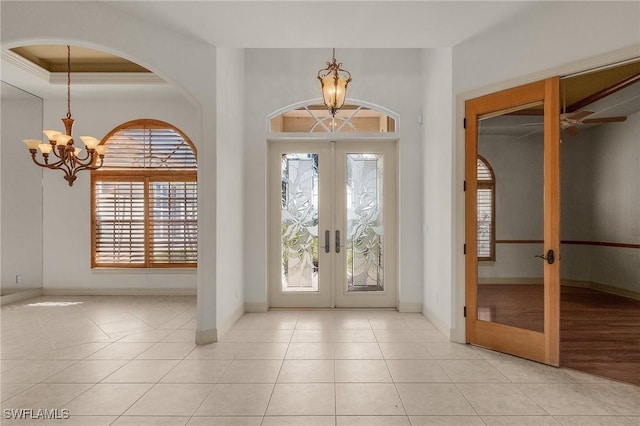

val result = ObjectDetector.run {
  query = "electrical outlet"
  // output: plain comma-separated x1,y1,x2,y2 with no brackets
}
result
16,274,22,284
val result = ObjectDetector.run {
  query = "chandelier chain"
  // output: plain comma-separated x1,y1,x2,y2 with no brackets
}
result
67,45,72,119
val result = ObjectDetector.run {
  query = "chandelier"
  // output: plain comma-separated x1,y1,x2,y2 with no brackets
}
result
22,45,105,186
317,48,352,117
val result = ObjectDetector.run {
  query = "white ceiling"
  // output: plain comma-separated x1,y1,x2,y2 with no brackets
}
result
106,1,536,48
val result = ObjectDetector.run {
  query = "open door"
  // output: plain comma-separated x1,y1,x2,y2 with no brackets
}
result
465,77,561,366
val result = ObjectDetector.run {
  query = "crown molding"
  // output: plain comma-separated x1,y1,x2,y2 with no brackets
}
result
2,49,165,85
1,49,50,81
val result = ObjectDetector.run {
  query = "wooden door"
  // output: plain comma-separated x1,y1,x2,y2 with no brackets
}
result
465,77,561,366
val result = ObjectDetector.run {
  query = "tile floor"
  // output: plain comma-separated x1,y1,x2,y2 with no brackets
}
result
1,295,639,425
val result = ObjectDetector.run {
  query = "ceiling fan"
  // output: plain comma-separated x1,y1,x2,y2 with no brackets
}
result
560,110,627,136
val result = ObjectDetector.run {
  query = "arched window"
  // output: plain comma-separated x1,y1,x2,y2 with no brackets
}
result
91,119,197,268
477,155,495,261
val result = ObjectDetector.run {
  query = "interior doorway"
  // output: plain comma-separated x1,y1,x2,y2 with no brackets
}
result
268,139,398,308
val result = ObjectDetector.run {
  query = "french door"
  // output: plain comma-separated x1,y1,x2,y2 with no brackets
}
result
465,77,561,366
268,139,397,308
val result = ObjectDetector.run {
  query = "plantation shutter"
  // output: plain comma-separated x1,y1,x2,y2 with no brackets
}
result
477,157,495,261
93,179,146,265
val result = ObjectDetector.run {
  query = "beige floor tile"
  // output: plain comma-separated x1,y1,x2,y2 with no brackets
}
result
402,318,437,330
188,417,262,425
335,360,392,382
0,383,33,402
236,342,289,359
136,342,196,360
218,359,282,383
111,416,188,425
413,330,449,342
186,342,242,360
38,415,117,425
161,359,230,383
517,383,618,415
410,416,486,426
267,383,335,416
553,416,636,425
263,416,336,425
118,329,174,343
423,342,483,360
334,342,383,359
396,383,475,416
337,416,411,425
378,342,432,360
286,342,335,359
369,319,410,329
87,342,154,360
291,330,334,343
277,360,334,383
373,330,424,343
64,383,152,415
103,360,179,383
628,417,640,425
28,342,110,360
125,383,213,416
386,360,450,383
161,329,196,343
437,360,509,382
44,360,127,383
331,317,372,330
482,416,561,426
1,383,91,410
581,382,640,415
457,383,547,415
488,358,572,383
0,360,75,384
220,330,293,343
331,330,376,343
336,383,405,416
195,383,273,416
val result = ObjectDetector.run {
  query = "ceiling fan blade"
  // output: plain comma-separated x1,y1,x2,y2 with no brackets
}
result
565,125,580,137
582,116,627,124
566,110,595,120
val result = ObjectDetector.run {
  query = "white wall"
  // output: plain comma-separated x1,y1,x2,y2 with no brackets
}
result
244,49,424,310
1,82,43,292
216,48,246,333
562,112,640,294
40,92,199,290
422,48,454,334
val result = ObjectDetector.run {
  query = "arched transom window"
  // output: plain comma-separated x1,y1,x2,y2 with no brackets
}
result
268,100,398,133
477,155,495,261
91,119,197,268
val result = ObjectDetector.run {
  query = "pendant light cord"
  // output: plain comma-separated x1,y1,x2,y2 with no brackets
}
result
66,45,72,119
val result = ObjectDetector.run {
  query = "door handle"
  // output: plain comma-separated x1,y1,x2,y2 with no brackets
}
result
335,230,341,254
535,249,555,265
324,230,330,254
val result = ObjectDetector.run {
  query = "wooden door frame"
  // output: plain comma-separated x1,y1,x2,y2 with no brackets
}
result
464,77,560,366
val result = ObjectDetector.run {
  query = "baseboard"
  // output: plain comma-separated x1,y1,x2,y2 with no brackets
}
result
245,302,269,313
421,307,451,340
216,303,245,340
562,279,640,301
42,288,197,296
398,302,422,313
195,328,217,345
0,289,43,305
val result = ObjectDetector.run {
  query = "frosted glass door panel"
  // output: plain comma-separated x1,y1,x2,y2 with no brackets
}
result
346,154,384,291
281,153,319,292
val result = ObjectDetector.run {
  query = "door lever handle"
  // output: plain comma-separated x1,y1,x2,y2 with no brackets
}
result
535,249,555,265
335,230,341,254
324,230,330,254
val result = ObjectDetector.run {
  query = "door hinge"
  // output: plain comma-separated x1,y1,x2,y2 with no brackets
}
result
463,306,467,317
463,244,466,255
463,118,467,129
463,180,466,192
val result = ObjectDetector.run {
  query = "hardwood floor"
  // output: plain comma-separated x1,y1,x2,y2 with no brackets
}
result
477,284,640,386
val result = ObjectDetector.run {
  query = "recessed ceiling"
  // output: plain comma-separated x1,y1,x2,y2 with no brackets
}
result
10,45,150,73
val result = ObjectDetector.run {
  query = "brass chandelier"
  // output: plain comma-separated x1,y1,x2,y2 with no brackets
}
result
22,45,105,186
317,48,352,117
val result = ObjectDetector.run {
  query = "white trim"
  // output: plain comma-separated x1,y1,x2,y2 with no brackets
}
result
216,304,245,340
422,306,451,340
452,44,640,346
195,328,217,345
42,288,196,296
1,49,50,81
245,302,269,313
0,289,43,305
398,302,421,313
